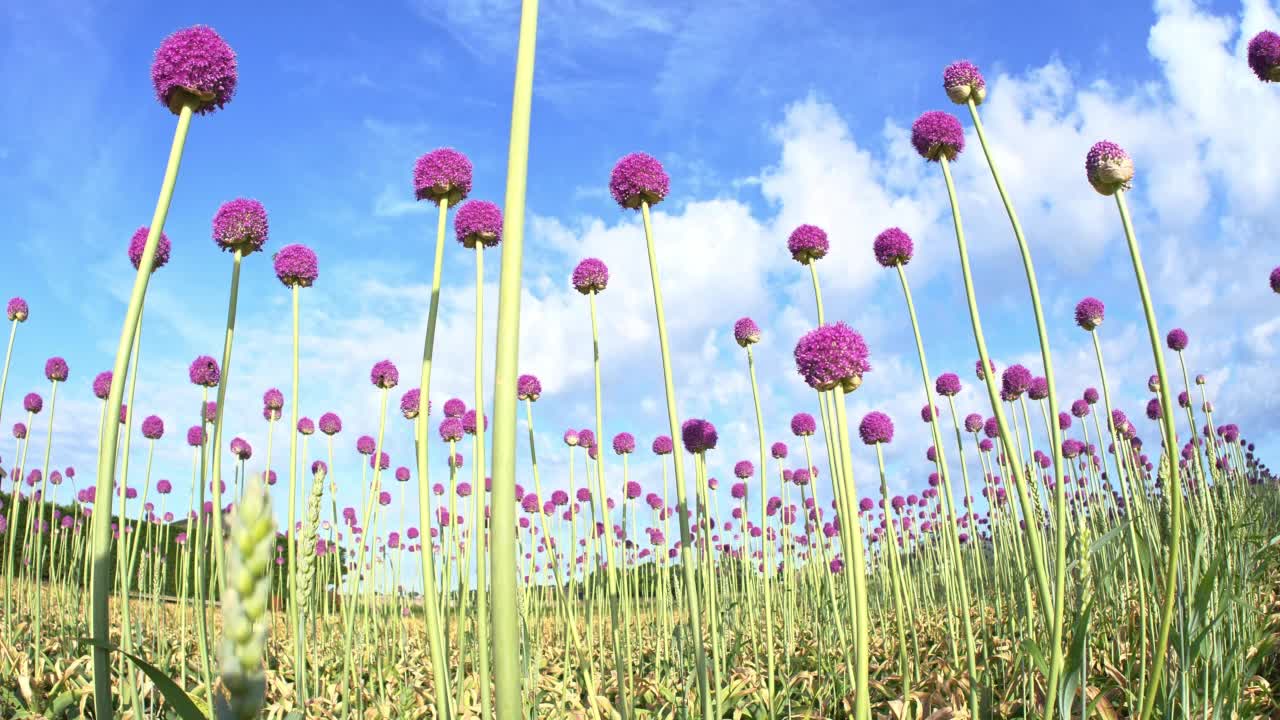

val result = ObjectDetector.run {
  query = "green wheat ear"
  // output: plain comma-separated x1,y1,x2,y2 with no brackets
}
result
215,473,275,720
298,465,326,601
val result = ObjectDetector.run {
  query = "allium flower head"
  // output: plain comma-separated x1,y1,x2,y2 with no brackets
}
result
439,417,464,442
189,355,221,387
370,359,399,389
612,432,636,455
943,60,986,105
319,412,342,436
873,227,914,268
652,435,673,455
1271,266,1280,294
790,412,816,436
793,322,871,392
157,479,173,494
1166,328,1189,352
24,393,42,414
230,437,252,460
1001,364,1032,399
454,199,503,249
262,388,284,411
150,26,237,114
1071,399,1090,418
927,372,960,398
609,152,669,209
1085,141,1134,196
578,429,595,449
187,425,205,446
443,398,466,418
681,418,718,454
625,481,642,499
413,148,473,206
1074,297,1105,331
44,357,69,383
1248,31,1280,81
92,371,113,400
517,374,542,401
129,227,172,272
141,415,165,440
1195,373,1206,386
462,410,488,435
297,417,314,435
771,442,788,459
212,198,268,254
370,451,390,470
983,416,999,439
859,411,894,445
911,110,965,161
1028,376,1049,401
571,258,609,294
400,388,424,420
1083,387,1100,405
273,244,318,288
562,428,579,447
356,435,376,455
733,317,761,347
787,224,829,265
734,460,754,479
964,413,983,433
4,297,28,323
975,358,995,381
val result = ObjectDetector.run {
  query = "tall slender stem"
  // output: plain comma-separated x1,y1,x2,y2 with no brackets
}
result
287,284,307,705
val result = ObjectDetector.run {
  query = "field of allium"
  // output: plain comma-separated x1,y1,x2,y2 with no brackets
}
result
4,9,1280,720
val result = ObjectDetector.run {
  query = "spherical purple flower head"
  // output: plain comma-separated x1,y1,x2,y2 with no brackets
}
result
312,460,328,476
272,243,319,288
1061,439,1084,459
624,480,642,500
449,453,464,469
1271,267,1280,294
729,316,763,349
975,358,996,381
186,425,205,447
6,298,29,323
517,374,542,402
23,392,42,414
1248,31,1280,82
576,487,592,503
930,372,961,398
1028,376,1049,401
461,410,489,436
189,355,221,387
1057,412,1072,431
771,442,788,460
378,491,392,507
571,257,609,295
257,388,284,413
1001,364,1032,399
1069,399,1090,419
786,412,817,439
681,418,719,454
652,435,674,455
872,227,914,268
1085,140,1134,196
978,438,993,453
370,359,399,389
1166,327,1189,352
91,371,113,400
319,412,342,435
127,226,173,274
40,356,70,384
392,465,411,483
790,467,812,487
733,460,754,480
983,416,999,439
443,398,468,419
1144,397,1163,421
794,322,872,393
229,436,252,461
151,25,237,114
454,199,503,250
1083,387,1100,405
413,148,473,206
356,435,376,455
578,429,595,449
964,413,983,433
612,432,636,455
858,411,894,446
141,415,165,440
920,403,941,423
1073,296,1105,331
1110,408,1130,434
398,388,423,420
943,60,987,105
297,416,315,436
261,405,281,422
911,111,965,162
609,152,669,210
212,198,268,255
367,450,390,470
787,224,829,265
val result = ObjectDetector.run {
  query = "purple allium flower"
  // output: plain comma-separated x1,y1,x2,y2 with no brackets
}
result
443,398,466,418
1248,31,1280,82
414,148,473,206
561,428,580,447
262,388,284,412
456,482,472,498
873,227,914,268
652,435,673,455
1028,376,1049,401
935,372,961,397
44,356,69,383
356,435,376,455
1145,398,1163,421
625,481,642,500
462,410,488,435
792,468,812,486
368,452,389,471
1085,141,1134,196
370,359,399,389
454,199,503,249
1110,409,1130,434
186,425,204,446
24,393,42,414
1083,387,1100,405
1001,364,1032,399
273,243,319,288
517,374,542,401
609,152,669,209
6,298,29,323
983,417,999,439
771,442,788,459
1071,399,1090,418
312,460,328,476
858,411,894,445
787,224,829,265
793,322,871,392
156,479,173,495
790,412,816,437
612,432,636,455
150,26,237,114
1074,297,1105,331
733,316,761,348
189,355,220,387
576,487,591,503
911,111,965,162
92,371,113,400
730,481,747,500
943,60,986,105
128,227,172,273
681,418,718,454
400,388,423,420
975,358,996,381
1271,266,1280,294
978,438,993,452
1166,328,1189,352
578,429,595,449
378,491,391,506
263,405,281,422
119,404,128,424
964,413,983,433
230,436,251,460
571,258,609,294
141,415,165,440
449,453,463,469
1177,390,1190,408
212,198,268,254
1062,439,1083,459
734,460,754,479
1058,412,1072,431
297,417,314,435
319,412,342,436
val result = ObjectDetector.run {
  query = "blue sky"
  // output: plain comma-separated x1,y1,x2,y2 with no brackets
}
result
2,0,1278,580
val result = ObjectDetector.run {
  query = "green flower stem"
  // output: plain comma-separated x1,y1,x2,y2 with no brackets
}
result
91,99,194,718
208,246,248,617
829,388,870,720
413,197,454,718
872,442,912,704
471,243,492,720
30,378,59,679
0,318,16,623
3,412,31,625
285,283,307,707
1113,192,1185,720
639,200,712,720
744,346,776,712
